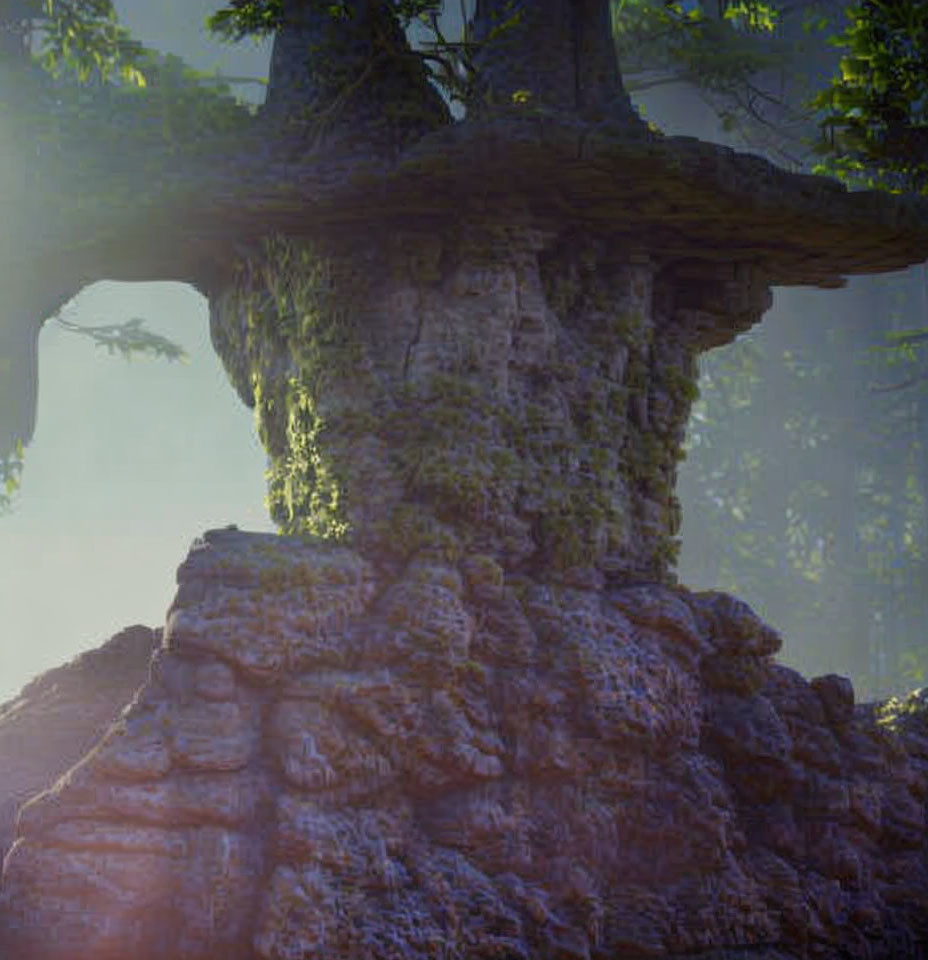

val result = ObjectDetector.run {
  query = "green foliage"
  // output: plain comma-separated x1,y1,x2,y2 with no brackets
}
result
612,0,839,167
13,46,255,218
809,0,928,194
0,0,149,87
613,0,782,89
613,0,927,191
868,327,928,393
205,0,447,41
205,0,282,40
0,7,236,516
876,686,928,730
0,2,254,191
679,276,928,700
205,1,523,111
0,311,187,515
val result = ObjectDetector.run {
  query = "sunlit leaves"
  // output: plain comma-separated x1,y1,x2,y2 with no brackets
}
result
810,0,928,194
612,0,782,83
206,0,282,40
30,0,148,88
866,326,928,393
206,0,449,41
722,0,778,32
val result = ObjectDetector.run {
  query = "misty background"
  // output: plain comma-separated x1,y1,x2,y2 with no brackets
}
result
1,1,925,704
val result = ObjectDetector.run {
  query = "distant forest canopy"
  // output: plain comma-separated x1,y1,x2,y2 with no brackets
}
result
1,0,927,699
0,0,925,192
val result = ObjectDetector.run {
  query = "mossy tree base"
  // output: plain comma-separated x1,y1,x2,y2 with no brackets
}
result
210,218,772,583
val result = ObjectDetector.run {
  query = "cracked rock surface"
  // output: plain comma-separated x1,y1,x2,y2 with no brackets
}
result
2,528,925,959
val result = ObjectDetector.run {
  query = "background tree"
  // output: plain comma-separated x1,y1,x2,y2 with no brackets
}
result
609,0,928,697
0,0,147,85
811,0,928,195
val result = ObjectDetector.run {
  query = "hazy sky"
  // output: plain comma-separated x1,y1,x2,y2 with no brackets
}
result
0,4,275,702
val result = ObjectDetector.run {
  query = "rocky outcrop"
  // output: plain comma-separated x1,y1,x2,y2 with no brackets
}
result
2,527,925,959
5,5,928,957
0,625,158,865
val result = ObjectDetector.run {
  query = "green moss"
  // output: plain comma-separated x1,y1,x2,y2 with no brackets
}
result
876,687,928,732
664,362,701,406
220,235,373,541
212,229,696,581
373,504,461,566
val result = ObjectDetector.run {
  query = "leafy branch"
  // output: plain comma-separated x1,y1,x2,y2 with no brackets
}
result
53,314,188,363
868,326,928,392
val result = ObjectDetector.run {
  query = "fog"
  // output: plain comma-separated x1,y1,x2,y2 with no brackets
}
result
1,3,925,705
0,2,274,702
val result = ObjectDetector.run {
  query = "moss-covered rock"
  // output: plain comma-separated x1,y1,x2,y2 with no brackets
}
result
210,224,749,584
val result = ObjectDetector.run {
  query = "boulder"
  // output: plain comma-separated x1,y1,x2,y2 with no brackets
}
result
0,625,158,864
1,529,925,959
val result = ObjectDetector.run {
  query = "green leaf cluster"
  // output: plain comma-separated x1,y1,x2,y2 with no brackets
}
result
0,439,24,515
0,0,150,88
810,0,928,194
205,0,449,41
612,0,782,90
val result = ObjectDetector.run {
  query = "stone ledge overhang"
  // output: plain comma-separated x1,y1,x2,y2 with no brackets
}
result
291,115,928,289
5,112,928,307
141,114,928,294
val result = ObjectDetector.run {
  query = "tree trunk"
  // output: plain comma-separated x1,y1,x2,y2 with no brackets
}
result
470,0,641,123
262,0,450,152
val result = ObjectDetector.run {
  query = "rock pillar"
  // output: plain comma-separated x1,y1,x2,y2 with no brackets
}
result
209,218,771,585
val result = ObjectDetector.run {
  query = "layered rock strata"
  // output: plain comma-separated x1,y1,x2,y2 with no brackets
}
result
0,625,158,865
2,527,925,959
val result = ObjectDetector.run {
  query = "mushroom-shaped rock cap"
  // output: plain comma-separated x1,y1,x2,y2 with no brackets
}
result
9,112,928,300
192,0,928,293
4,0,928,299
237,115,928,291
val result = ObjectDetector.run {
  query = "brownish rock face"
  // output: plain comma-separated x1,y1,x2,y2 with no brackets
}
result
2,528,925,960
0,625,158,865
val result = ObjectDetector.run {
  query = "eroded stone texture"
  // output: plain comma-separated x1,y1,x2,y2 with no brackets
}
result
0,625,158,865
209,230,770,585
2,528,925,959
